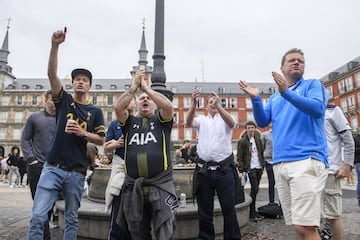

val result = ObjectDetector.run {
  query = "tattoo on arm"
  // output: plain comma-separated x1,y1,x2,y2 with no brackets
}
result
153,91,168,101
119,88,135,101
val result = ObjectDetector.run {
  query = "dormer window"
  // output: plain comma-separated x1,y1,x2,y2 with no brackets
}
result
35,84,44,89
110,84,117,90
6,84,16,89
22,84,30,89
95,84,102,90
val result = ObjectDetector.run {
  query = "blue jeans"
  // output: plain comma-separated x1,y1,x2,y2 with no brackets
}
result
28,164,84,240
356,163,360,201
196,167,241,240
8,165,20,186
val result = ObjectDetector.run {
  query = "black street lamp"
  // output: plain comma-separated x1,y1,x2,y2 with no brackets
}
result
151,0,174,101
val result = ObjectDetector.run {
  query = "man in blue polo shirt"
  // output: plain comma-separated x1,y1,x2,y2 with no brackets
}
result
239,48,328,240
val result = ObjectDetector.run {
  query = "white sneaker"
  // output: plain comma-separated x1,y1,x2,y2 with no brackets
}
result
49,222,58,229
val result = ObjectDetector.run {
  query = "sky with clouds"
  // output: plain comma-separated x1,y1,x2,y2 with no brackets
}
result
1,0,359,83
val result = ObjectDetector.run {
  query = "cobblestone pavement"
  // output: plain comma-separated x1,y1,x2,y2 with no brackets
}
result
1,175,359,240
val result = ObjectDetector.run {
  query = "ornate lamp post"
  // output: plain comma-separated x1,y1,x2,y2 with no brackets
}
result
151,0,174,101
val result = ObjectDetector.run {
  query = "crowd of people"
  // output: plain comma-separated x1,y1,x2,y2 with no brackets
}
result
1,28,359,240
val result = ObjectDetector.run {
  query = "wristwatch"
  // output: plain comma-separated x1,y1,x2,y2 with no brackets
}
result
83,131,89,139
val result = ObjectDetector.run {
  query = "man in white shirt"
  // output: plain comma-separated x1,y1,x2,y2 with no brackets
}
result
186,89,241,239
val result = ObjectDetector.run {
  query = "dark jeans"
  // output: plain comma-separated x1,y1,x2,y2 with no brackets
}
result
248,168,263,218
196,168,241,240
109,194,130,240
265,162,275,203
28,162,51,240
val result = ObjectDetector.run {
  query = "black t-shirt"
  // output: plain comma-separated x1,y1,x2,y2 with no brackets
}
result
121,112,173,178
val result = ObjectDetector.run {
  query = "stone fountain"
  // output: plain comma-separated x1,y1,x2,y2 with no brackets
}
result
56,165,251,239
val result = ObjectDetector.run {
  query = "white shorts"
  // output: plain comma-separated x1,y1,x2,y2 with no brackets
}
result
273,158,328,226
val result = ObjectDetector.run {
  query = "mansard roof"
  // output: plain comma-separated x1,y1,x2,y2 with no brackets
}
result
8,77,277,95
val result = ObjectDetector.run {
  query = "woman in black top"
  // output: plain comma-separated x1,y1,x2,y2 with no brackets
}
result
6,146,21,187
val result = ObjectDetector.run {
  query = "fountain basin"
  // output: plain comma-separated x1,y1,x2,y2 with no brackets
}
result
56,165,251,239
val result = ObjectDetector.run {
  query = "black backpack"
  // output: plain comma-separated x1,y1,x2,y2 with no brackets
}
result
257,202,283,219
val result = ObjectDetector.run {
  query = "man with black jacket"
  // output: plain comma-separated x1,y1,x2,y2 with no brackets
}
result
237,120,265,222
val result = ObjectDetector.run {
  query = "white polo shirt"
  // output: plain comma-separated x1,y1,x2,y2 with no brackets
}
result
194,113,235,162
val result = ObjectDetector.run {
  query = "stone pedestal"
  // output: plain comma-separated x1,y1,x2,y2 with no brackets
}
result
87,167,110,203
57,195,251,240
173,165,194,199
56,166,252,239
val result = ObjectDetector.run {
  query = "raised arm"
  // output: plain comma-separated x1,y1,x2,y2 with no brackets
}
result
139,71,173,120
114,70,141,124
47,27,67,96
186,88,200,128
211,92,235,128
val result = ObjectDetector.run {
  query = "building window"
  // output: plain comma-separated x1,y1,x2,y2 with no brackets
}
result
0,112,7,122
338,80,345,95
246,112,254,121
32,96,38,105
245,98,252,109
173,112,179,124
171,128,179,141
92,96,97,105
184,97,191,108
1,96,10,106
327,86,333,98
341,99,347,113
351,116,358,132
17,96,22,105
107,96,113,106
356,73,360,87
184,128,192,140
107,112,113,123
218,87,226,94
197,97,204,108
230,112,238,123
35,84,43,89
230,98,237,109
348,95,355,109
345,77,353,92
221,98,228,108
110,84,117,90
173,98,179,108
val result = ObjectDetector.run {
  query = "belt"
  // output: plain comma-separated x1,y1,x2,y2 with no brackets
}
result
48,163,87,176
197,163,220,170
29,160,42,165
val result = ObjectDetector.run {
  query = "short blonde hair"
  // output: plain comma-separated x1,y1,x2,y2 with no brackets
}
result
281,48,304,66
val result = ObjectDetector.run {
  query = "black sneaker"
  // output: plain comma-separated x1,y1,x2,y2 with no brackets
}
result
320,229,332,240
256,213,264,220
